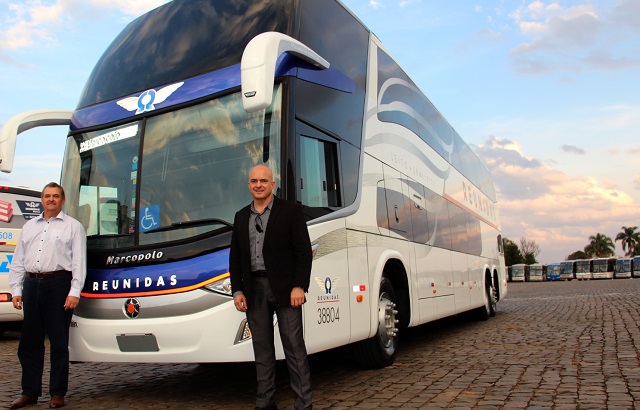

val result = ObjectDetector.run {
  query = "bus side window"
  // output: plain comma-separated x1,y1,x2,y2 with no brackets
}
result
299,135,340,208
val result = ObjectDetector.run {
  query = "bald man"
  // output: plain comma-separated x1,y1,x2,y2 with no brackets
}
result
229,164,313,410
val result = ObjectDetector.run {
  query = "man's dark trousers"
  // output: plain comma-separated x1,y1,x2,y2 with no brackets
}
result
248,276,312,410
19,275,73,398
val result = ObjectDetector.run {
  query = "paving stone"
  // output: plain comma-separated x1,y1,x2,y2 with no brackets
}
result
3,280,640,408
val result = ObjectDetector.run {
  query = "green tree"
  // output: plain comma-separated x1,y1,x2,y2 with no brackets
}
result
615,226,640,257
503,238,523,266
566,250,588,260
519,236,540,264
584,233,615,258
523,252,537,265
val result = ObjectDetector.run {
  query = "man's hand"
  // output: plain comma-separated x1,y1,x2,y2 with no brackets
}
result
234,294,248,312
64,296,80,310
12,296,22,310
290,287,305,308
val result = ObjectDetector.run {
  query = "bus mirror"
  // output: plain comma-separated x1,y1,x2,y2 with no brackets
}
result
0,110,73,173
241,31,330,113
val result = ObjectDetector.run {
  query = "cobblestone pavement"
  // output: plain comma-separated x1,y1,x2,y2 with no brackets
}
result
2,279,640,409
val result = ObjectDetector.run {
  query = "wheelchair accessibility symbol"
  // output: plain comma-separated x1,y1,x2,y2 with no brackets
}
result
139,205,160,232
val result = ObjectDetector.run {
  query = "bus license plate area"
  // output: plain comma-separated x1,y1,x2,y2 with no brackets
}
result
116,334,159,352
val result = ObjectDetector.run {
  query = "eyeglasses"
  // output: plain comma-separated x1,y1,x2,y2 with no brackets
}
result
255,215,263,233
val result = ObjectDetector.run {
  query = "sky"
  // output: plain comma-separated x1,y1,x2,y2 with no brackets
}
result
0,0,638,263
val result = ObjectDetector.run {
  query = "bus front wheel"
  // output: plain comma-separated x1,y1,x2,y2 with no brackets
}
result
353,277,399,368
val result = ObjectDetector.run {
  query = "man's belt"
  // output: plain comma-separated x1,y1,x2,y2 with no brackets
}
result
28,270,71,279
251,270,267,277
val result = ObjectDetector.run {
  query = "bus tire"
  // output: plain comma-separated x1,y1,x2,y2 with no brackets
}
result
475,279,496,321
489,281,497,317
353,276,399,368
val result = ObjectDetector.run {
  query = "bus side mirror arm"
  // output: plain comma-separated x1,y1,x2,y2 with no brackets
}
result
0,110,73,173
241,31,330,113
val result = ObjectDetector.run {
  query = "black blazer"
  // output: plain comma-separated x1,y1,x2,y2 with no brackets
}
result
229,196,312,307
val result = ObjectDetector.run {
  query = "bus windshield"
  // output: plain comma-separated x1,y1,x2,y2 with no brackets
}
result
61,86,282,249
616,259,631,272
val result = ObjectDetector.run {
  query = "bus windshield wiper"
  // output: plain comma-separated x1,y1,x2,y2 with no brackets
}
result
145,218,233,234
87,233,131,239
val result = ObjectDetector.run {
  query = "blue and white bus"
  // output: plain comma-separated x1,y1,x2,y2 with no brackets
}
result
0,186,42,336
633,257,640,278
0,0,506,366
546,263,561,281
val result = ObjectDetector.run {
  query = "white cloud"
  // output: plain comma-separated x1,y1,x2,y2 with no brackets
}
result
561,145,585,155
0,0,168,57
475,136,638,262
506,1,640,74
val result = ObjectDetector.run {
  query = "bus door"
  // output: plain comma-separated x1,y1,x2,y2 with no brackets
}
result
381,164,415,321
297,128,351,348
406,179,436,323
381,165,413,238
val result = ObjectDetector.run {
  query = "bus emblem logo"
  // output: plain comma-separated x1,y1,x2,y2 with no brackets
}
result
314,276,340,294
116,82,184,114
124,298,141,319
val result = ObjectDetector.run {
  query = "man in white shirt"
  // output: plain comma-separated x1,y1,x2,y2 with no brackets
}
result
8,182,87,409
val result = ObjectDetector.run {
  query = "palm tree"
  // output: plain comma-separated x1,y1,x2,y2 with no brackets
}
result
615,226,640,257
584,233,615,258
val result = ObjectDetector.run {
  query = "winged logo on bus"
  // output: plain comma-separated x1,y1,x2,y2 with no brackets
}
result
117,82,184,114
314,276,340,295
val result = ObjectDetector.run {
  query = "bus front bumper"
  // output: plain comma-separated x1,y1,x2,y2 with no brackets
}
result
69,300,283,363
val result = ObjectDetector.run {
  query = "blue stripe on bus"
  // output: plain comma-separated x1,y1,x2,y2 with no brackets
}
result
71,56,355,130
82,247,229,296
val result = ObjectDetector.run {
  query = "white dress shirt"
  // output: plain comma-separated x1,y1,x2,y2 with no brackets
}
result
9,211,87,298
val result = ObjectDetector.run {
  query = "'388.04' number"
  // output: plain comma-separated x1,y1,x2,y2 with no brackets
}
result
317,307,339,324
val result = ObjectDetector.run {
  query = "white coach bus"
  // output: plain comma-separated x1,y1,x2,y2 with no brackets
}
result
0,186,42,336
591,257,615,280
575,259,593,280
510,264,527,282
0,0,506,367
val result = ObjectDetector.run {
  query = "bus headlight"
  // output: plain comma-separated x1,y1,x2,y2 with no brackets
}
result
204,276,232,296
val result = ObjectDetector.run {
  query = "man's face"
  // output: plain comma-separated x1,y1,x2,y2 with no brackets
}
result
42,187,65,215
248,166,276,201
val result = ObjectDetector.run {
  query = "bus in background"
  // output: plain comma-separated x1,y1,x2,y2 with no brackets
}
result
633,257,640,278
507,266,512,282
614,258,632,279
546,263,561,281
0,0,506,366
560,260,576,281
0,186,42,336
511,264,528,282
592,257,615,280
527,264,546,282
575,259,593,280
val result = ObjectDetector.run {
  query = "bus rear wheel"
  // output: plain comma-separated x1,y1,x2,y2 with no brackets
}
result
475,279,497,320
353,277,399,368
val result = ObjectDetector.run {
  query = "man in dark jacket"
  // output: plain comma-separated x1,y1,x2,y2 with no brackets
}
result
229,164,313,410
